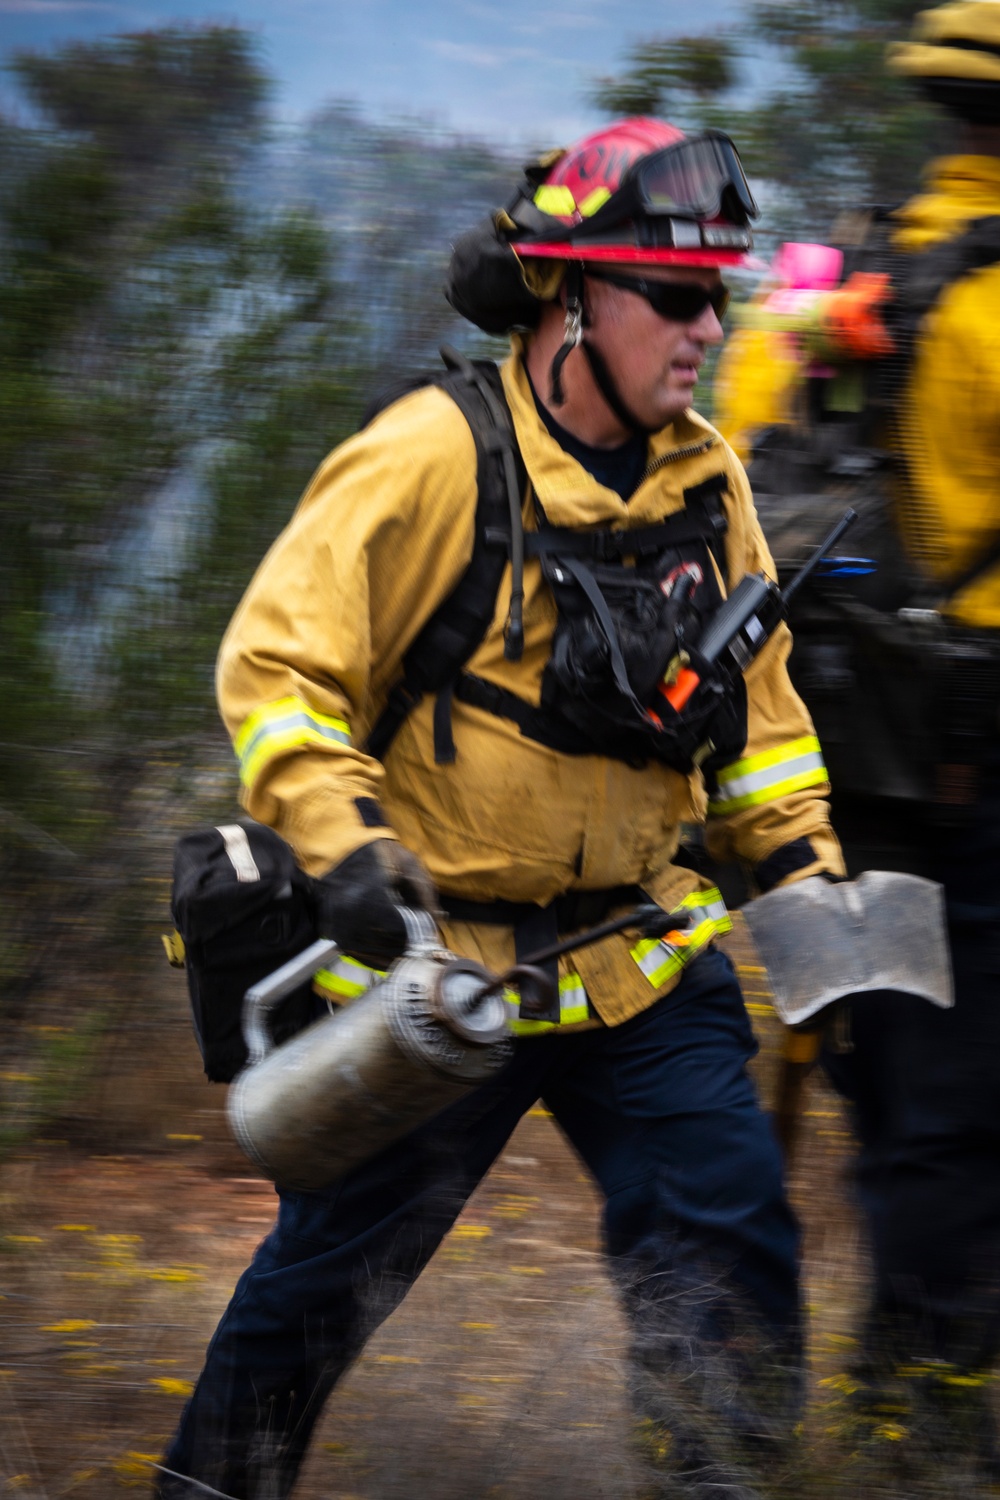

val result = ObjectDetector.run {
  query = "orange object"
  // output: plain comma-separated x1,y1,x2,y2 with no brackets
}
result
820,271,895,359
663,666,700,711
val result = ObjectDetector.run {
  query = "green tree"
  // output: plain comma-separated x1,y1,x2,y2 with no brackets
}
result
741,1,947,230
590,37,738,122
0,29,362,1119
590,2,947,238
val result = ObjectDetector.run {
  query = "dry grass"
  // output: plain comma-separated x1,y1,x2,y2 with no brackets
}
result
1,920,995,1498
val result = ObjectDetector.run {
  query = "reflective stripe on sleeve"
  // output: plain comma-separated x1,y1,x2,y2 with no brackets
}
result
629,888,732,989
313,954,384,1004
707,735,827,818
504,973,591,1037
235,696,351,788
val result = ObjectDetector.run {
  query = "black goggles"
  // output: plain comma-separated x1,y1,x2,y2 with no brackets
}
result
633,131,758,224
586,269,731,323
581,130,759,236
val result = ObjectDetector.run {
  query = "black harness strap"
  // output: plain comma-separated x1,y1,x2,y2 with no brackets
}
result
439,884,642,928
365,347,732,768
683,473,730,574
365,351,526,764
455,673,599,756
521,513,722,563
439,883,643,1021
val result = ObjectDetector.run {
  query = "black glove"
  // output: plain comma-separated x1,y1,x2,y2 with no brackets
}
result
315,841,438,969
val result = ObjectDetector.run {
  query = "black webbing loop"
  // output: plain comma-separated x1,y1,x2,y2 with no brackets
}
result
433,682,457,764
513,905,560,1017
559,555,650,719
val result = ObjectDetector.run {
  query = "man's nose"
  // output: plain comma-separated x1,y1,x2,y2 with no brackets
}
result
689,302,726,344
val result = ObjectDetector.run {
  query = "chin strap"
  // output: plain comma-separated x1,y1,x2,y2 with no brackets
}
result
548,263,584,406
547,264,658,434
580,338,659,436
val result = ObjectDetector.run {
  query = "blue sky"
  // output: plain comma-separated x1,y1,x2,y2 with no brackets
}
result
0,0,751,146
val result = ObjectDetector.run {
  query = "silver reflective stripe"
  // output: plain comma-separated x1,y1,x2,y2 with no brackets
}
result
714,748,826,805
217,824,260,883
707,735,827,817
629,888,732,989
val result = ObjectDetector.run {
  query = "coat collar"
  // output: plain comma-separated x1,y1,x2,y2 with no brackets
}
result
892,154,1000,252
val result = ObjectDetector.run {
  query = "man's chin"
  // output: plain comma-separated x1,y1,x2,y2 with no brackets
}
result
656,392,697,425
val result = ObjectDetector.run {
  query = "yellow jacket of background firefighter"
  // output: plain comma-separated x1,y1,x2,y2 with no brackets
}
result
217,336,844,1032
891,153,1000,628
715,155,1000,630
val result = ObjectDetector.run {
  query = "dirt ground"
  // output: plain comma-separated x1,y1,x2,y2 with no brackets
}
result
0,924,944,1499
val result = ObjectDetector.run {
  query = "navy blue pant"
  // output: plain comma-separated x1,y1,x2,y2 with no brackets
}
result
825,783,1000,1373
159,947,800,1499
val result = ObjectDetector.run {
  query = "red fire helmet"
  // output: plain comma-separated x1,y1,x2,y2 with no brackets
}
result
510,117,759,269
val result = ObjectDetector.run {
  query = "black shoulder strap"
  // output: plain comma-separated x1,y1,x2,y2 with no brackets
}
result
366,347,527,763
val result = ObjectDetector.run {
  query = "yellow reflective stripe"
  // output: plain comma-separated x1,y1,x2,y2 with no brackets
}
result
629,888,732,990
555,975,589,1025
504,972,589,1036
235,696,351,788
578,186,611,217
314,954,384,1003
534,184,577,217
708,735,827,817
532,183,610,219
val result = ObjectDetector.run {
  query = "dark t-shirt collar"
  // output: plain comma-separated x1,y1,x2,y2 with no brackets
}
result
526,368,649,502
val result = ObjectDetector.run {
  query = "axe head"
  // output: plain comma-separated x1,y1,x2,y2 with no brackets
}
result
741,871,954,1028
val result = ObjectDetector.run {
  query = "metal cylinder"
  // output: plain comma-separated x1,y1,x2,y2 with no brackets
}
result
227,950,512,1192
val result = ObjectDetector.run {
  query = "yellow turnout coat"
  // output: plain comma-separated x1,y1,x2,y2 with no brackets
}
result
218,339,843,1031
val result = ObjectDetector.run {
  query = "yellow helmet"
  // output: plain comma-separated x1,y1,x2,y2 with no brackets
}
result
889,1,1000,121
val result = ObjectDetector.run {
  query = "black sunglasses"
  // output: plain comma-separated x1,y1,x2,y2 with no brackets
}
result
585,268,731,323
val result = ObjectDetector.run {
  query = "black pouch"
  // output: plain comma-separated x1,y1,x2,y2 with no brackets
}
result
540,553,747,771
171,821,318,1083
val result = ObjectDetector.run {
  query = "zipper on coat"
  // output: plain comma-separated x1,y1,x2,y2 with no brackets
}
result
638,436,717,487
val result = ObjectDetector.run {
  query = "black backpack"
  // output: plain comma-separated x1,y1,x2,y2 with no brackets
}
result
749,210,1000,810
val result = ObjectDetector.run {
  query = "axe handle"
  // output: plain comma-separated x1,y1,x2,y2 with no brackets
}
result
773,1029,822,1162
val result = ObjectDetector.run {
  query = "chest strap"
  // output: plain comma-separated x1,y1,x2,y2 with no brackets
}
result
515,512,724,564
453,672,644,760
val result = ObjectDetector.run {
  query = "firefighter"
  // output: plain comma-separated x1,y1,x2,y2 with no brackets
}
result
715,2,1000,1475
156,118,844,1500
826,0,1000,1456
